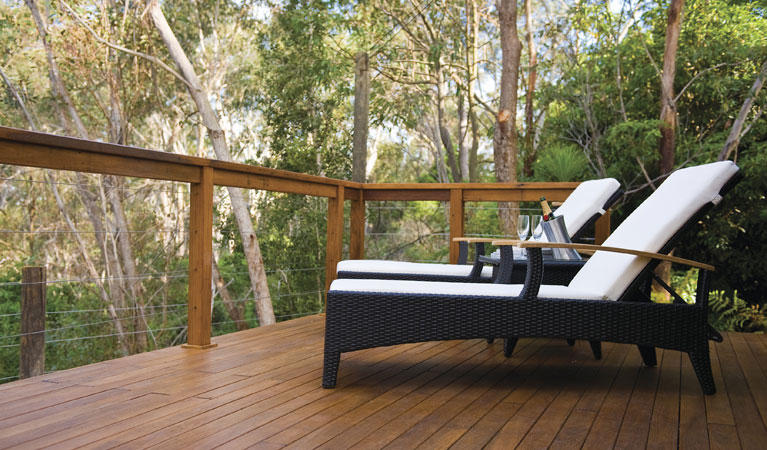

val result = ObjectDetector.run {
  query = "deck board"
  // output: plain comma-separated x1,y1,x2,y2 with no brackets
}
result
0,315,766,449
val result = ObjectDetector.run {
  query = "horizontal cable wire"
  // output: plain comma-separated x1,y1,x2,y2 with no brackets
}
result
46,302,190,315
0,300,323,348
0,375,19,382
0,229,181,234
366,232,448,236
45,326,188,344
216,267,325,275
1,291,321,339
367,206,443,210
0,306,189,340
211,310,321,327
0,267,324,288
0,175,189,195
0,271,189,287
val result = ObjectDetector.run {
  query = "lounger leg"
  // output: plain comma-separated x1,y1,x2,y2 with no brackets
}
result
638,345,657,367
504,337,518,357
322,350,341,389
566,339,576,346
589,341,602,360
487,338,495,344
689,348,716,395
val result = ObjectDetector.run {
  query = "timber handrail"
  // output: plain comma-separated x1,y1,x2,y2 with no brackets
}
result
491,240,715,271
0,126,604,349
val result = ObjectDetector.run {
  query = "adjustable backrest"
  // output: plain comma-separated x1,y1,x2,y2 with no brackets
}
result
535,178,621,241
567,161,740,301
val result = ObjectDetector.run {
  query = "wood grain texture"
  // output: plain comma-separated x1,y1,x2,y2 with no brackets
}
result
0,126,358,188
349,192,365,260
0,141,201,182
20,267,46,379
0,324,765,449
185,167,215,348
211,169,337,197
594,209,611,245
324,186,345,296
449,188,464,264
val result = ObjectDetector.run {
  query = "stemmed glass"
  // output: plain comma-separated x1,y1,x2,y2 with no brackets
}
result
531,215,543,240
517,215,530,257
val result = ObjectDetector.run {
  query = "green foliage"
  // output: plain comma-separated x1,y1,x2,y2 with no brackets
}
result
533,145,589,182
676,145,767,305
253,0,353,178
709,291,767,333
541,0,767,305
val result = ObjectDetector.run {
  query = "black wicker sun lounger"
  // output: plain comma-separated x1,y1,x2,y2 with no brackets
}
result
323,161,741,394
337,178,623,285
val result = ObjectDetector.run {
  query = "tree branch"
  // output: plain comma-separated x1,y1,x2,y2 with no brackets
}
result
673,62,731,104
60,0,193,89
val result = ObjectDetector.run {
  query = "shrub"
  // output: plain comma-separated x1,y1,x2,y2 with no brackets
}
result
533,145,589,182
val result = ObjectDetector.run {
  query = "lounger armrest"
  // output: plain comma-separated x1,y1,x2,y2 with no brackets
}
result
491,240,714,272
452,238,489,278
454,238,493,264
452,237,496,243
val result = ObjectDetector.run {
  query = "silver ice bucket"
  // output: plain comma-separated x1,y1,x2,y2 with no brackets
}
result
541,215,582,260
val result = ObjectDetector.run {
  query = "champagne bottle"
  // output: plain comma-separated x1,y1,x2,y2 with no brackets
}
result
539,196,554,221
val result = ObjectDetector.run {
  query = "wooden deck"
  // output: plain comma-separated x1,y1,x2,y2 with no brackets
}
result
1,315,766,449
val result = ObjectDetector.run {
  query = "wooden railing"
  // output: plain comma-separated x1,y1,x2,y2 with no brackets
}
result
0,127,610,349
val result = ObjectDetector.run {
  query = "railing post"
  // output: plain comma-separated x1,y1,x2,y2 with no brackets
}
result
20,266,45,379
325,185,345,300
449,188,464,264
594,209,611,245
349,189,365,260
184,167,216,349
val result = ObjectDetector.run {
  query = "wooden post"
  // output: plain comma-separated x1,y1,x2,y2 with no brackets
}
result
20,266,45,379
183,167,216,349
349,189,365,260
324,185,345,303
449,189,464,264
594,209,611,245
352,52,370,183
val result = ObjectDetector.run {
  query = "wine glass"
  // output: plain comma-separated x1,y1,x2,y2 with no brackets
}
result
531,215,543,240
517,215,530,241
517,215,530,257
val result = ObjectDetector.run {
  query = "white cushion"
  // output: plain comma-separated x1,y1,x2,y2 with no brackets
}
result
337,260,494,278
569,161,739,301
534,177,621,241
329,278,604,300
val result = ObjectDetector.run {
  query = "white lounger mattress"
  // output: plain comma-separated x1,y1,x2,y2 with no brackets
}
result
329,278,605,301
337,259,494,278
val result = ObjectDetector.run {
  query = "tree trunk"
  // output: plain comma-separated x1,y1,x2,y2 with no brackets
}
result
522,0,538,177
658,0,685,175
352,52,370,183
655,0,685,301
466,0,480,182
147,0,275,326
457,92,470,181
719,60,767,161
494,0,523,235
212,260,248,331
435,64,461,182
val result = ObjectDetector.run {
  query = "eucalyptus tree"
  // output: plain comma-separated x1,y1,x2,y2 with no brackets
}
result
146,0,276,326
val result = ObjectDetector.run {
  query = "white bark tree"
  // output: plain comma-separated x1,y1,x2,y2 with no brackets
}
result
146,0,276,326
